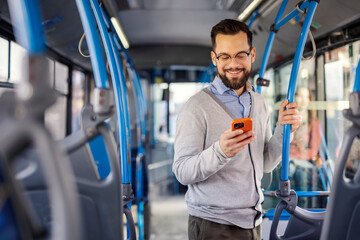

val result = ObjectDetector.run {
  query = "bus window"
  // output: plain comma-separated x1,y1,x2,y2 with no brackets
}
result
169,82,209,138
0,37,9,81
72,70,85,132
324,40,360,179
55,61,69,95
254,68,276,126
45,96,67,140
9,41,26,84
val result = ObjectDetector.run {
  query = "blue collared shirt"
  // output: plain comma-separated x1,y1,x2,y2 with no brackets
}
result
207,76,251,118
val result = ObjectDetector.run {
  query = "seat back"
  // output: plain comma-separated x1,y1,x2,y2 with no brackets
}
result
15,123,122,240
321,105,360,239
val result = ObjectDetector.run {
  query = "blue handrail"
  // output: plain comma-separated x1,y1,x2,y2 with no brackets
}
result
8,0,45,54
353,58,360,92
256,0,289,93
248,10,259,29
273,1,310,30
89,0,132,184
281,0,319,183
132,69,147,142
74,0,109,89
256,0,312,94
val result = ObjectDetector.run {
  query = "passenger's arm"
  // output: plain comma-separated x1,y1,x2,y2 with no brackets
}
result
172,109,230,185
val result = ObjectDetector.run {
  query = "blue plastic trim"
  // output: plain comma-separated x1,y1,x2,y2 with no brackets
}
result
281,1,319,181
0,200,20,240
90,0,131,183
8,0,45,54
88,135,111,179
256,0,289,93
353,58,360,92
75,0,109,89
274,1,310,30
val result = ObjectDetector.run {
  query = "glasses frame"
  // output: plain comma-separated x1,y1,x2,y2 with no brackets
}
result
213,48,253,64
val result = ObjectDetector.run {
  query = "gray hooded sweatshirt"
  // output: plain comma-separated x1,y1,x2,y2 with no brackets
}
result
173,86,285,229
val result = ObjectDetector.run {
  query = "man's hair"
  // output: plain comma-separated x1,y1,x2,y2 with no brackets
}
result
211,19,252,49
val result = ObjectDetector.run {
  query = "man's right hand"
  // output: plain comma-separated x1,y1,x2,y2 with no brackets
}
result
219,128,256,158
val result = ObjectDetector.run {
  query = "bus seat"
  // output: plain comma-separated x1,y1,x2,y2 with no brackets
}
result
321,92,360,240
14,109,123,240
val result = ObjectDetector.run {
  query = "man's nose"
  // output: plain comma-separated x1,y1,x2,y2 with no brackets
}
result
228,57,241,67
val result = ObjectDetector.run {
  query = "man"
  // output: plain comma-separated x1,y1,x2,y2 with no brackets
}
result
172,19,301,239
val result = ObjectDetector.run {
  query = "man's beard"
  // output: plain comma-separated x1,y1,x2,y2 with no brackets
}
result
218,68,250,90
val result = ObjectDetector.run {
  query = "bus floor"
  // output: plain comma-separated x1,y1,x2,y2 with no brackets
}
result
128,194,188,240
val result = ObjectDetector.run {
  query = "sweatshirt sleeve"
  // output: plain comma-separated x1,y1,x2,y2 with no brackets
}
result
172,107,231,185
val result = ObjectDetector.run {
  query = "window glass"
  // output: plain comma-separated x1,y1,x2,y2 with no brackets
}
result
47,58,55,88
324,40,360,180
45,95,67,140
55,61,69,94
168,82,208,139
0,38,9,81
72,70,85,132
9,42,54,86
9,41,26,84
254,69,276,126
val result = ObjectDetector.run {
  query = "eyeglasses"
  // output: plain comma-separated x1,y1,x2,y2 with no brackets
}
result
213,48,252,64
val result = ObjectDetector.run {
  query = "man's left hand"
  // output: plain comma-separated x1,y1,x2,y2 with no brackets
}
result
278,99,301,132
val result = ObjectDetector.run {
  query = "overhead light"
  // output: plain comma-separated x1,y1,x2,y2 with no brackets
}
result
238,0,263,21
111,17,129,49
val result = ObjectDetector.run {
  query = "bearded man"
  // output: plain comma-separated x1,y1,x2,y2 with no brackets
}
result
173,19,302,240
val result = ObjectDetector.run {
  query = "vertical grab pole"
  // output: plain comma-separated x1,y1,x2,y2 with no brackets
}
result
248,10,259,29
280,0,319,196
89,0,131,185
353,58,360,92
8,0,45,54
74,0,109,89
256,0,289,93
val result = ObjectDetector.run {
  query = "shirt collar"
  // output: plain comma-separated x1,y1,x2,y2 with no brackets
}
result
212,75,254,96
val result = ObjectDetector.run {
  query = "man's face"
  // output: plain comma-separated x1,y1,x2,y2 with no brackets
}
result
211,32,255,90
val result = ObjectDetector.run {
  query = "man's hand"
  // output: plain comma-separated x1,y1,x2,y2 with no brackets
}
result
278,99,301,132
219,128,256,158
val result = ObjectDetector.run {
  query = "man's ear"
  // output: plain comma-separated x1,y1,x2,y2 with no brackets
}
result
211,51,217,66
251,47,256,63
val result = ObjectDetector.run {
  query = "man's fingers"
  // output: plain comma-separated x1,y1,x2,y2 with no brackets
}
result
231,136,256,151
281,99,288,107
281,108,300,116
224,128,232,133
285,101,298,109
224,129,244,139
279,99,288,113
230,131,254,144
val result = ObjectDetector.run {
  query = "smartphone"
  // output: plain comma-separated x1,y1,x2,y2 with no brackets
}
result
232,117,252,132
